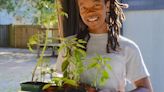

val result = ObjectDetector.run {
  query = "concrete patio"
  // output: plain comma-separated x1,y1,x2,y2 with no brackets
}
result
0,48,57,92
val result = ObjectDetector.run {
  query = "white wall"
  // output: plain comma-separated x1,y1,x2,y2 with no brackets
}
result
123,9,164,92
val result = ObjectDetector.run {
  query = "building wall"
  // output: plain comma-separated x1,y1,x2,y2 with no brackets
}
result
123,9,164,91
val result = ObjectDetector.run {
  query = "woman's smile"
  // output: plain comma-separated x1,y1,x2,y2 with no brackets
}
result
87,16,99,22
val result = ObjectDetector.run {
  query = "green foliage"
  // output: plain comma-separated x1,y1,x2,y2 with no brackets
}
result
0,0,15,13
86,54,112,87
0,0,67,26
59,37,87,82
42,83,51,90
43,77,78,90
50,37,112,88
28,34,112,89
27,0,68,82
62,78,78,87
0,0,23,13
51,77,63,86
26,0,112,90
27,33,41,52
28,0,67,27
30,30,50,82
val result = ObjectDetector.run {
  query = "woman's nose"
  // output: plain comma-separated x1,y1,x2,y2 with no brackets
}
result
85,6,97,13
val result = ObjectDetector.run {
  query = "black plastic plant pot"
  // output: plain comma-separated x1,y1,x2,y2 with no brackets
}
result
20,82,94,92
20,82,47,92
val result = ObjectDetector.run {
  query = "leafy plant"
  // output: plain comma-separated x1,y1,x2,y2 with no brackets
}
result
58,37,87,85
27,33,112,91
27,0,66,82
43,37,112,89
28,28,50,82
22,0,112,91
87,54,112,87
0,0,67,26
28,0,68,27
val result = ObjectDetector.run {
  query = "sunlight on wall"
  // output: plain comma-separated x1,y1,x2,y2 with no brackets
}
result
123,10,164,92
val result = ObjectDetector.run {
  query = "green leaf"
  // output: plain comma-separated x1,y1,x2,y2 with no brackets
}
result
63,78,78,86
87,62,98,69
71,37,77,41
102,70,109,79
74,52,81,62
78,67,84,74
106,64,112,70
52,77,63,86
103,57,112,61
52,77,62,81
61,12,68,18
78,39,87,43
76,44,85,49
58,44,65,52
99,70,109,86
63,71,68,78
100,77,107,86
62,60,69,72
27,43,34,52
42,83,51,90
77,49,86,57
29,40,37,45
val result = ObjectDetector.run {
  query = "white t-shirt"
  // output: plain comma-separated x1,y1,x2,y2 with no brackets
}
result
55,33,149,92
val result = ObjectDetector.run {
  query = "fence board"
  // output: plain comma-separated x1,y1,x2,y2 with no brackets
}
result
0,25,10,47
11,25,39,48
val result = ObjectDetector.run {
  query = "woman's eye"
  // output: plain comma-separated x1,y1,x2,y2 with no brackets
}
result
81,7,86,10
81,7,87,11
94,4,101,8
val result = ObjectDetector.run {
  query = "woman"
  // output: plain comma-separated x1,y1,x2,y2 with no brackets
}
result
56,0,153,91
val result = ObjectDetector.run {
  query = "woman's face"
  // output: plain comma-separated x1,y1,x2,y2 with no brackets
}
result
78,0,110,30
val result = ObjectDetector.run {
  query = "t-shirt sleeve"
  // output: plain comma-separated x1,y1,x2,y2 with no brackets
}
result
126,42,150,83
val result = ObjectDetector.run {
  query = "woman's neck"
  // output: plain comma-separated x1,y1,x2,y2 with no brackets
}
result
88,23,108,34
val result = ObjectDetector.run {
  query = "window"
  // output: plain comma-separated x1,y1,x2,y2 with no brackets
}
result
122,0,164,10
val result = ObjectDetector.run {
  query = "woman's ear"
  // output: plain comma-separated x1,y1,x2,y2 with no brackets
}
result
105,1,110,12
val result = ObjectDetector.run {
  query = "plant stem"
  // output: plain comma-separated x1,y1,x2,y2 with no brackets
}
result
31,28,49,81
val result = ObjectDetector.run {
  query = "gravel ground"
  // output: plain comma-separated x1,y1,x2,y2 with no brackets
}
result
0,48,57,92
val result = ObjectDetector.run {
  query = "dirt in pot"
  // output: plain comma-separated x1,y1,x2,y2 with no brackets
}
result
43,83,98,92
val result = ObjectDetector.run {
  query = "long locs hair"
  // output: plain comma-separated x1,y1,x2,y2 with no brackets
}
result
75,0,128,53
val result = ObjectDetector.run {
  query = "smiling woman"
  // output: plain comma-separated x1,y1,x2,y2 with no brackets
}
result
77,0,107,34
55,0,154,92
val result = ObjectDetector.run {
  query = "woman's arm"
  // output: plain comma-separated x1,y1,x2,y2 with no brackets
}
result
130,77,153,92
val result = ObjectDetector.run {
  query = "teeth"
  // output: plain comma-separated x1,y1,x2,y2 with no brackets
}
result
87,16,98,22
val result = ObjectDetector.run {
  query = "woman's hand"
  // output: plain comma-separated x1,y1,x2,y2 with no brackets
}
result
79,83,98,92
130,87,149,92
130,77,153,92
86,87,97,92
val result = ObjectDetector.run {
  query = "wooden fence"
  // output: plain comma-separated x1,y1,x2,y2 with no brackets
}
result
10,25,39,48
10,25,58,48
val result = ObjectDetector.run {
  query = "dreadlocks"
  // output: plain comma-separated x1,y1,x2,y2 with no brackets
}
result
76,0,128,53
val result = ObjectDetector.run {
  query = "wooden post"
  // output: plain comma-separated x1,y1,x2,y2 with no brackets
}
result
56,0,64,38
